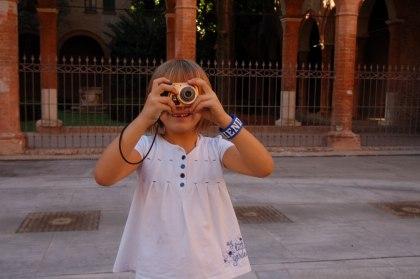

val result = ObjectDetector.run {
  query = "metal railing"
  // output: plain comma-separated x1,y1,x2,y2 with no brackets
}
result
354,65,420,146
18,56,420,149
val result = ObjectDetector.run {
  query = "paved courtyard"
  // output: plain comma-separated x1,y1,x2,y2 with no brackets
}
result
1,155,420,278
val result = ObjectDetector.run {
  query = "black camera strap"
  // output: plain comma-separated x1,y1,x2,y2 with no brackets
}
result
118,121,158,165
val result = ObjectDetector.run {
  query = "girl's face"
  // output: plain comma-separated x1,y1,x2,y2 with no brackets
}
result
159,105,202,134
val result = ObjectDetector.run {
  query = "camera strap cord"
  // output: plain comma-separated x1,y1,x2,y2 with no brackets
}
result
118,121,158,165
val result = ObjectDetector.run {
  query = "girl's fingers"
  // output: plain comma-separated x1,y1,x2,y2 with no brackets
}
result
187,78,213,95
152,77,171,89
190,94,212,112
157,84,177,96
150,78,173,96
158,103,172,114
192,100,213,113
157,96,176,111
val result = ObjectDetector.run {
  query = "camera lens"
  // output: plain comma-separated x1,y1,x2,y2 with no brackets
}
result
179,86,196,103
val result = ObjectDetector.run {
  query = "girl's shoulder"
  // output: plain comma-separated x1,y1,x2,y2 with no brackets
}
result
134,133,157,159
199,134,234,161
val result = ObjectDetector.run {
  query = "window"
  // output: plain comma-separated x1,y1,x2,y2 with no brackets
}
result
84,0,97,13
103,0,115,13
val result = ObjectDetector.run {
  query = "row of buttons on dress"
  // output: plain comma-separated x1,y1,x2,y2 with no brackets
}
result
180,154,186,187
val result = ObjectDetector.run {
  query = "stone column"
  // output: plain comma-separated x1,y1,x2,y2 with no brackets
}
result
275,17,301,126
36,6,63,132
384,19,403,126
174,0,196,60
326,0,361,150
0,0,27,154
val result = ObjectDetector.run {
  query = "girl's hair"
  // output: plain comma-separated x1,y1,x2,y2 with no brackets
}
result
145,59,212,134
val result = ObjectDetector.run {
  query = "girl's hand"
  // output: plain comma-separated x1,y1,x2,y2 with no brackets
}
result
187,78,231,128
138,77,177,126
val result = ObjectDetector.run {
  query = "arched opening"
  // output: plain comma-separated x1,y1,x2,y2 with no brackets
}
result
323,9,335,68
59,35,105,60
18,0,41,126
296,16,322,120
298,16,322,67
357,0,390,66
355,0,391,124
58,35,106,118
19,33,40,59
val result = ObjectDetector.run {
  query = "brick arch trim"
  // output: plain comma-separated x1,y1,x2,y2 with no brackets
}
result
58,30,110,58
301,0,322,16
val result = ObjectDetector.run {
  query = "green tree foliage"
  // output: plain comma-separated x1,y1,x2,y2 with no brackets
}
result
105,0,166,59
197,0,217,60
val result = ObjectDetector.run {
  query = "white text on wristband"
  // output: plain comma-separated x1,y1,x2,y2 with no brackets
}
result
219,115,243,140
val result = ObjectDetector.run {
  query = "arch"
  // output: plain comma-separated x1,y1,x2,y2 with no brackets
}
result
357,0,390,66
323,9,335,46
58,30,109,59
296,15,322,115
298,14,322,64
358,0,397,36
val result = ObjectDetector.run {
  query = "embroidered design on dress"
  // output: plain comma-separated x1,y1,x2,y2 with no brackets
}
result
223,236,248,266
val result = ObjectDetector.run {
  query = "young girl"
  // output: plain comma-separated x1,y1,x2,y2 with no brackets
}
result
94,59,274,278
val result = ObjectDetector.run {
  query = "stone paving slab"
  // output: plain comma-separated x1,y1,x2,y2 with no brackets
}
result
1,156,420,278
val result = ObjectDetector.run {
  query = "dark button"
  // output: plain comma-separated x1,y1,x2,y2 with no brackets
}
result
180,182,185,187
181,155,186,160
180,173,185,178
181,164,185,169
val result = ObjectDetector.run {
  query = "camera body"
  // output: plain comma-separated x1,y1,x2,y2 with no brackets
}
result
169,83,198,106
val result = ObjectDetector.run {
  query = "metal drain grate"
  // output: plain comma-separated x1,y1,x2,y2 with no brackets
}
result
374,201,420,218
16,210,101,233
234,205,292,223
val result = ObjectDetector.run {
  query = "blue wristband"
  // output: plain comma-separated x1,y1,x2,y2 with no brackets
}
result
219,114,243,140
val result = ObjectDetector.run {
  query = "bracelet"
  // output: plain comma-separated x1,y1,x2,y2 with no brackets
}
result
219,114,243,140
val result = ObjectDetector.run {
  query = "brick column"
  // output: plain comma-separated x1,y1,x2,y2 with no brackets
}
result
36,7,63,132
275,17,301,126
326,0,361,150
0,0,27,154
174,0,196,60
165,0,175,60
166,12,175,60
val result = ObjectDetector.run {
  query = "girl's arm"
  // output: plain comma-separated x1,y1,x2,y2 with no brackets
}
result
94,77,177,186
188,78,274,178
93,115,148,186
219,115,274,177
217,114,274,177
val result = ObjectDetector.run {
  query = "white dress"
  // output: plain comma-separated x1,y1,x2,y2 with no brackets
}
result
113,133,252,279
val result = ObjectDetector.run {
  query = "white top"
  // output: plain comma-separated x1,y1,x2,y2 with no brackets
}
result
113,133,252,279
